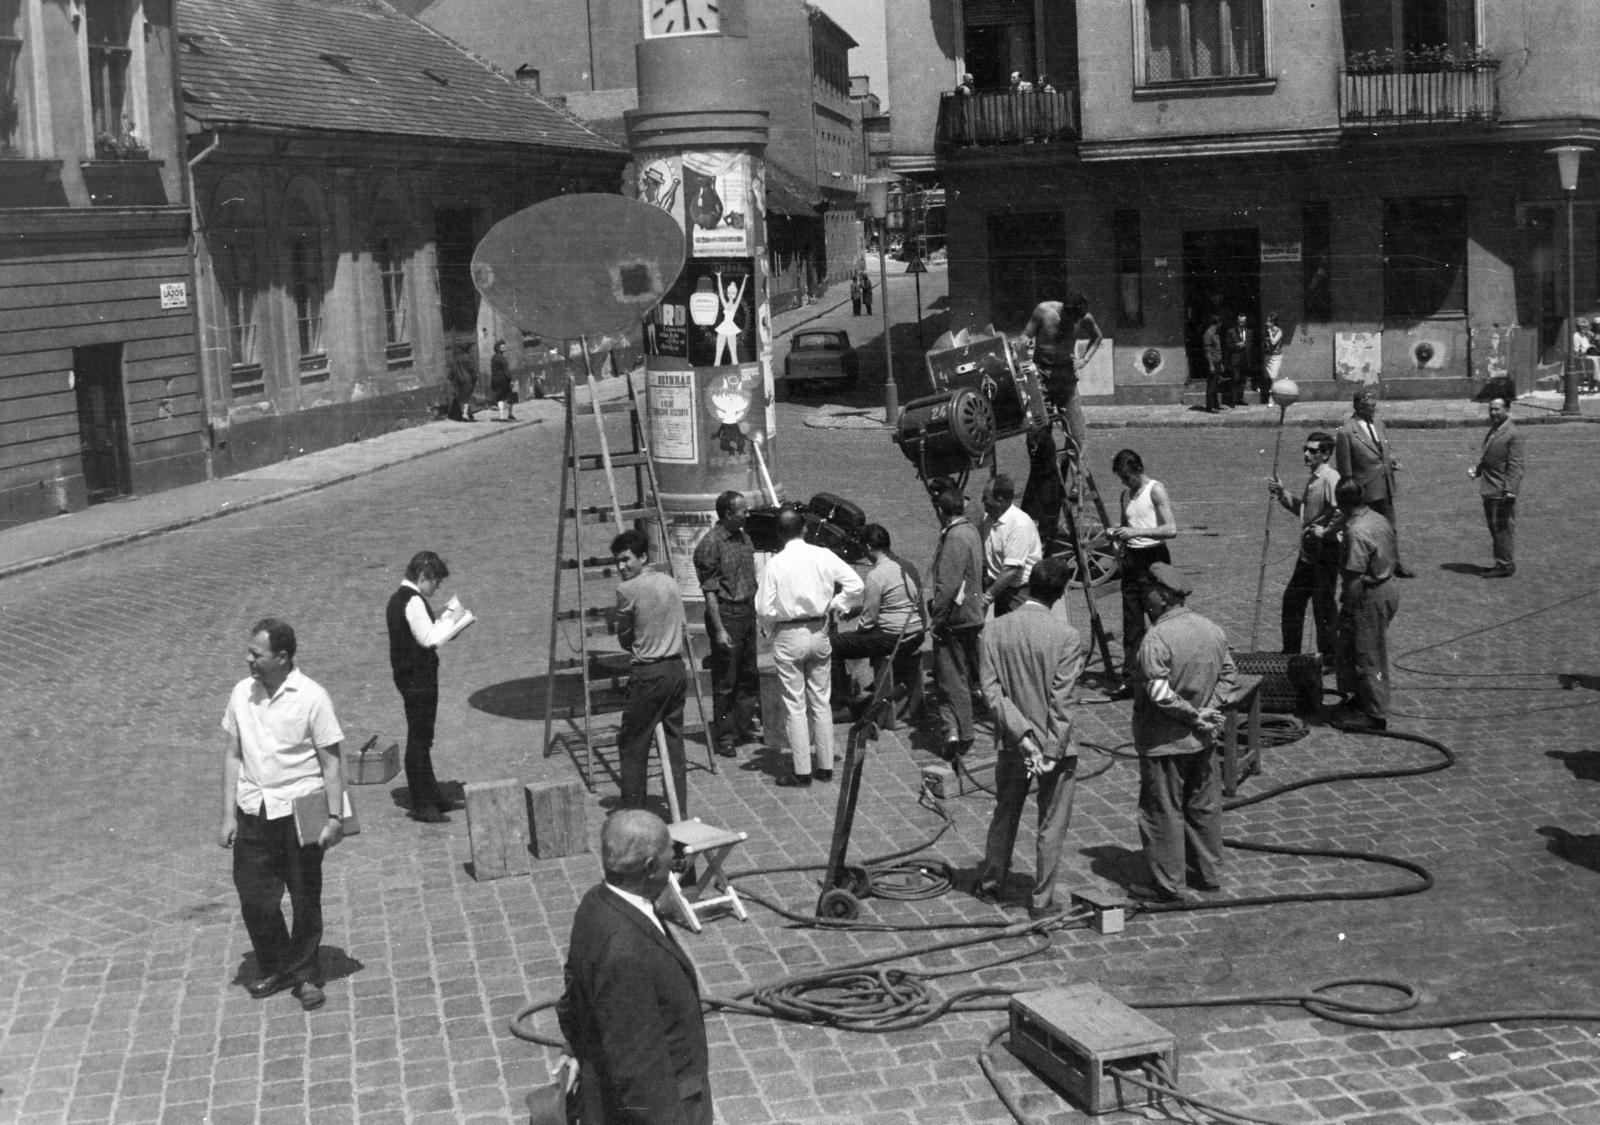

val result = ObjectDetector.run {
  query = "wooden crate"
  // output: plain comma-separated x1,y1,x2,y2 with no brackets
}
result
465,780,532,881
526,780,589,859
1008,982,1177,1115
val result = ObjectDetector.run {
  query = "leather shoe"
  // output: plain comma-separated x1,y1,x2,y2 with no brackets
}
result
714,744,738,758
973,883,1002,906
775,772,812,788
1330,711,1387,733
813,769,834,782
1126,883,1189,904
1186,876,1222,892
1483,565,1514,579
247,971,293,1000
293,982,326,1011
411,806,448,824
1394,566,1416,579
1028,901,1066,921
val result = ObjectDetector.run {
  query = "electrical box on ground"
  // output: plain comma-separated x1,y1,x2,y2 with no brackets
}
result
1070,888,1126,935
1008,982,1178,1115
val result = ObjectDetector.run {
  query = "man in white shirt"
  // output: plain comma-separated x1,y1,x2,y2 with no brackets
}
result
756,508,864,787
219,618,345,1011
979,474,1043,618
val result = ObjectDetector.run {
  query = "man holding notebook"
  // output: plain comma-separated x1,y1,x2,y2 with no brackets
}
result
219,617,345,1011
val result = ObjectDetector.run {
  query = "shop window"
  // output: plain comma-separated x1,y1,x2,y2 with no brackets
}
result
212,183,263,397
1113,209,1143,328
0,0,27,155
86,0,142,159
1302,201,1331,320
963,0,1037,91
987,211,1066,331
1141,0,1264,85
1383,197,1466,320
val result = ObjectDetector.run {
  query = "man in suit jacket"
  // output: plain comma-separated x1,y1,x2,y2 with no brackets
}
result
1224,313,1253,405
1468,394,1525,578
1335,389,1414,577
556,811,711,1125
975,558,1085,920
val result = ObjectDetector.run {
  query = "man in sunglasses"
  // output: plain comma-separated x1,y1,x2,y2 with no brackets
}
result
1267,431,1341,667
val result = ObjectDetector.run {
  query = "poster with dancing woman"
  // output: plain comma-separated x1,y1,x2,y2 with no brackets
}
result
645,258,756,367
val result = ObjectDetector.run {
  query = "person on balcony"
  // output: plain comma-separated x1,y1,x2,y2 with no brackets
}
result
1009,71,1034,93
956,74,975,96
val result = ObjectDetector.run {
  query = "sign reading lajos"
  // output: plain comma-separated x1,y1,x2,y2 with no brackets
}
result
645,257,757,367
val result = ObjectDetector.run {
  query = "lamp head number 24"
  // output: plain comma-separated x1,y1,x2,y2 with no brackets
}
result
645,0,720,37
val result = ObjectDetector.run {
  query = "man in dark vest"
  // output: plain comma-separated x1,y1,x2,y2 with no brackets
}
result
386,550,454,823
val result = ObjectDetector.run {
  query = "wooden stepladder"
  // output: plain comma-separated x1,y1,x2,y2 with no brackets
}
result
1048,418,1119,681
541,342,713,791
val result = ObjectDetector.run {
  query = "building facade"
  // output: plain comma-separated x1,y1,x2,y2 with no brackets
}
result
180,0,626,476
0,0,205,528
887,0,1597,403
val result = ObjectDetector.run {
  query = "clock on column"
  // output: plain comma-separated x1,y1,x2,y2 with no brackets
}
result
643,0,720,37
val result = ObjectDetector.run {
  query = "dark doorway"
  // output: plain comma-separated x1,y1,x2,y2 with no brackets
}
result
988,212,1066,332
1182,228,1261,383
73,343,132,503
434,209,480,347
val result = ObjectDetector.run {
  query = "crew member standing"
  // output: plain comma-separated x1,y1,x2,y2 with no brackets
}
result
555,810,712,1125
1106,449,1176,693
1336,390,1414,577
1268,431,1341,664
974,558,1085,920
980,474,1043,619
1332,478,1400,732
219,618,344,1011
694,491,759,758
1469,395,1524,579
612,529,691,814
756,508,863,788
386,550,456,823
1129,565,1236,903
928,489,986,759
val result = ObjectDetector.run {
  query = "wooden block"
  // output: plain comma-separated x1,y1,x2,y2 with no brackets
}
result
758,653,789,751
465,780,532,881
526,780,590,860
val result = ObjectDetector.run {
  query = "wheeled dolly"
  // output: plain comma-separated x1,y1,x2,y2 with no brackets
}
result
815,662,898,920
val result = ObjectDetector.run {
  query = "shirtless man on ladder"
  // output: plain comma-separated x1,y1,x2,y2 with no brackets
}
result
1019,293,1102,463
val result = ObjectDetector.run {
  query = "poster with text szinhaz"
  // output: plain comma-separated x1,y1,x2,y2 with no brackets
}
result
647,370,698,463
645,258,757,368
683,151,753,258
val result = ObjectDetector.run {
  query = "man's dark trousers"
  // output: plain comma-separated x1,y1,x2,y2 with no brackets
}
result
233,804,324,984
398,681,443,811
1137,748,1223,897
933,625,982,745
1337,581,1399,721
1483,497,1515,570
1281,543,1339,658
619,659,688,814
709,602,758,752
1205,364,1223,412
830,626,906,701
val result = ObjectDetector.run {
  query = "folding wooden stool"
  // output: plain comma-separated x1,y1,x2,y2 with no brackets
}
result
653,725,749,933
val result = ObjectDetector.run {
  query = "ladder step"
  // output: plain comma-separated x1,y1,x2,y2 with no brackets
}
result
574,452,650,469
556,606,611,622
561,556,619,576
568,506,656,525
587,400,636,414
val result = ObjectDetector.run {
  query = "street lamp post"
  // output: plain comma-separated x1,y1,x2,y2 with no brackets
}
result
1549,145,1590,417
866,178,898,424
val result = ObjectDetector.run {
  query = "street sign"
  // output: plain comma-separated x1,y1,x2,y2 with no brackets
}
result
904,256,927,274
471,194,686,339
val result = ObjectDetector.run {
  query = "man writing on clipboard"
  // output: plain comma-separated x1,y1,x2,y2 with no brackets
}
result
387,550,473,824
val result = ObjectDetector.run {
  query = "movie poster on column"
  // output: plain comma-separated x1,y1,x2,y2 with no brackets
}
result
703,362,766,472
637,154,685,233
647,368,698,463
683,151,754,258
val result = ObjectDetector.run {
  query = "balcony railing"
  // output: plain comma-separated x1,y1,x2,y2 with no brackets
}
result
1339,61,1499,128
936,88,1079,149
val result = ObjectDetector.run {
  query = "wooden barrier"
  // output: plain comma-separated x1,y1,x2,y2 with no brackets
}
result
465,779,532,881
526,779,589,859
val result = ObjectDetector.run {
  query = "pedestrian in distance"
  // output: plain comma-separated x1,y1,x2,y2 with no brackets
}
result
1128,564,1236,903
858,268,873,315
1262,311,1284,394
755,507,863,788
448,340,477,422
1106,448,1176,694
219,617,345,1011
1201,314,1224,413
829,523,925,717
849,272,863,316
611,529,691,816
1267,431,1341,665
694,491,760,758
1332,478,1400,733
490,338,516,422
1224,312,1252,406
979,473,1043,619
1336,389,1414,577
974,557,1086,920
1469,394,1524,579
555,810,713,1125
927,488,986,759
386,550,467,823
1020,293,1101,458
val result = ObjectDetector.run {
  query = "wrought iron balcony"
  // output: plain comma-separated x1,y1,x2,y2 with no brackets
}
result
1339,61,1499,128
936,88,1079,149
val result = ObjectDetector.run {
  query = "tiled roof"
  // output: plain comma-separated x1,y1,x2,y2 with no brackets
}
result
178,0,621,154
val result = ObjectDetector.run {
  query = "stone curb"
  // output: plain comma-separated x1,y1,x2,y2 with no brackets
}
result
801,405,1599,432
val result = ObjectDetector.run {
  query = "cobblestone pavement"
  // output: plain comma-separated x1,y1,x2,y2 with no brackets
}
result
3,403,1600,1125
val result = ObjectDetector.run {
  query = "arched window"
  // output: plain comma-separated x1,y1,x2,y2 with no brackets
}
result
371,183,413,363
283,187,328,369
211,180,264,397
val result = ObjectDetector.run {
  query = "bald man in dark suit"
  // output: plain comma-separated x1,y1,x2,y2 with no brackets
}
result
556,811,711,1125
1336,388,1415,578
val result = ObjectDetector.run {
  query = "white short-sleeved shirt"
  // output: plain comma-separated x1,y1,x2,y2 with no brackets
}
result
982,504,1043,585
222,668,345,819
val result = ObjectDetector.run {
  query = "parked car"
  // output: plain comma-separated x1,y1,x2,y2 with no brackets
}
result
782,329,859,393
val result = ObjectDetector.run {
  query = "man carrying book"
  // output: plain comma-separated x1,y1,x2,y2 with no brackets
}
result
387,550,472,824
218,617,345,1012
